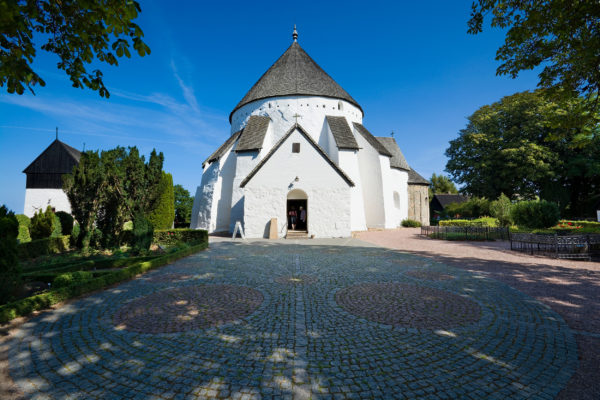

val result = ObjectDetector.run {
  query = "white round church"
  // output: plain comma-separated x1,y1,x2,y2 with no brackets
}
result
191,28,430,238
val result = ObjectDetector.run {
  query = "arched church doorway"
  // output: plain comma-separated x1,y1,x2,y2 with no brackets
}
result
287,189,308,232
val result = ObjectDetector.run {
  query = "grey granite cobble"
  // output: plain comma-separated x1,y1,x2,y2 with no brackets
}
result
6,239,577,399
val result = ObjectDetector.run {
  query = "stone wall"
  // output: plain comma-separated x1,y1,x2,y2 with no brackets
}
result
408,184,430,226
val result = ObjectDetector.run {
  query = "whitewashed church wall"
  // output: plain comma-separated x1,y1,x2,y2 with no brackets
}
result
243,129,352,238
338,150,366,231
230,96,363,144
379,157,397,229
24,189,72,218
321,120,339,163
262,121,275,152
354,129,385,229
230,151,260,232
190,162,219,231
214,147,237,232
388,169,409,227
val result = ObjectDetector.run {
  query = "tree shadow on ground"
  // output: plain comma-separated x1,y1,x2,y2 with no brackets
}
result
0,239,584,399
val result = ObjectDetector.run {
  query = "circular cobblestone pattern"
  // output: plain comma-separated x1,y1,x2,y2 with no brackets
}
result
336,282,481,329
6,241,577,399
274,275,317,285
405,270,455,281
113,285,263,333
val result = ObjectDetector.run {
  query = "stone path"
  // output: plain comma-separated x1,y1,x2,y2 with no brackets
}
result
3,238,578,399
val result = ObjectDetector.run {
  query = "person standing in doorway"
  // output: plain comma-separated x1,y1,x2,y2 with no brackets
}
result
299,206,306,230
289,207,297,230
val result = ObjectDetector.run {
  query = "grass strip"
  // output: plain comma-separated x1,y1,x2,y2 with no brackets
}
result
0,242,208,324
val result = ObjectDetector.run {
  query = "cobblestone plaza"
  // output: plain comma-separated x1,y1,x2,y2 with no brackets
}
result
7,239,577,399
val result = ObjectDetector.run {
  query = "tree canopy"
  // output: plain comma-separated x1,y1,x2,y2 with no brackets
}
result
1,0,150,97
63,146,164,250
429,173,458,199
468,0,600,112
174,184,194,225
445,90,600,217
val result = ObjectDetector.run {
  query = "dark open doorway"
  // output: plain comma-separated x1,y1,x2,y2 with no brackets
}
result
287,199,307,231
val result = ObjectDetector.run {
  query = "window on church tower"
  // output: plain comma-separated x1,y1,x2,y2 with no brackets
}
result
292,143,300,153
338,101,343,111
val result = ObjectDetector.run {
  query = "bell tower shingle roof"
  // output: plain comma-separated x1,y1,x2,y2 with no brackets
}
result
230,42,363,122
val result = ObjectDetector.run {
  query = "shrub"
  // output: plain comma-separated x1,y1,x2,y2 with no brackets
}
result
70,223,80,247
52,271,93,289
30,206,55,239
0,241,208,323
51,214,62,238
18,236,70,259
401,219,421,227
153,229,208,247
439,217,498,227
148,172,175,229
16,214,31,243
511,200,560,229
445,197,491,219
0,205,21,304
490,194,513,227
55,211,74,236
132,213,153,253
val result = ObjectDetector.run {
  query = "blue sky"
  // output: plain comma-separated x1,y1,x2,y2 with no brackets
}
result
0,0,541,213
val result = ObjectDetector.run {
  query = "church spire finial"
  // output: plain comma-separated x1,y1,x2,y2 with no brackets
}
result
292,24,298,42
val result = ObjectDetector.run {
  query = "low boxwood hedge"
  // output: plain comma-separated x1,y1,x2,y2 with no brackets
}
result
0,241,208,324
153,229,208,247
439,217,498,227
18,236,70,259
22,255,160,283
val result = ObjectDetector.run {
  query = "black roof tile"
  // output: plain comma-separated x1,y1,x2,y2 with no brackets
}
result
236,115,270,152
352,123,392,157
202,131,242,168
23,139,81,174
230,42,362,121
326,116,359,150
407,168,430,185
376,137,410,170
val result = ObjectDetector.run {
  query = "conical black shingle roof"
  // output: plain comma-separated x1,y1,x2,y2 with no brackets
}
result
23,139,81,174
230,42,362,121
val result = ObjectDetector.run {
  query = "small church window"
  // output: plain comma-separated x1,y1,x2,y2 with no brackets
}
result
338,101,343,111
292,143,300,153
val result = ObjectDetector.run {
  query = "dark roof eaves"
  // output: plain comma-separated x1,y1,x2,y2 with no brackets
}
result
352,123,393,157
202,131,242,168
240,123,355,188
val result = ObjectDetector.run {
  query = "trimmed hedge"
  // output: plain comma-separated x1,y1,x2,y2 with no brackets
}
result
53,271,93,289
511,200,560,229
0,241,208,323
23,255,159,283
401,219,422,227
153,229,208,247
16,214,31,243
148,172,175,230
17,236,70,259
439,217,498,227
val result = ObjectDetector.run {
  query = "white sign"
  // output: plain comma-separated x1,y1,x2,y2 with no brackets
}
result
232,221,246,240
